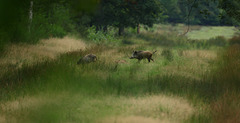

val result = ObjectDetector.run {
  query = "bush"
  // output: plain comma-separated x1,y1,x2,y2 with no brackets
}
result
49,24,66,38
87,26,120,44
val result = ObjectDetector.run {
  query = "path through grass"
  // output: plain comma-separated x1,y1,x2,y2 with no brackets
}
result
1,25,239,122
0,43,214,123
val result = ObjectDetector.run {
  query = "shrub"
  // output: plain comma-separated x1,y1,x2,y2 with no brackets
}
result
87,26,120,44
49,24,66,38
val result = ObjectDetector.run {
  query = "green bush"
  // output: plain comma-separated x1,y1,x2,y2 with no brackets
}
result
27,13,50,43
49,4,75,33
49,24,66,38
87,26,120,44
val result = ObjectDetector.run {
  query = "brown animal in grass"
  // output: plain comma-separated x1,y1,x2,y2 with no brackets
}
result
77,54,97,64
114,60,128,70
130,50,157,62
115,60,128,64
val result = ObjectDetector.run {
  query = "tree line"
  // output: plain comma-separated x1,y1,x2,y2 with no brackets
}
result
160,0,239,26
0,0,239,50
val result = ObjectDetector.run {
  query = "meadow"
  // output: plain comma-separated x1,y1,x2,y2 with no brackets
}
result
0,25,239,123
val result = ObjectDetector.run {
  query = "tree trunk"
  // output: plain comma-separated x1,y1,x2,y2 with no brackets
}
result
118,26,124,36
137,24,140,34
96,26,101,33
103,26,108,33
28,1,33,33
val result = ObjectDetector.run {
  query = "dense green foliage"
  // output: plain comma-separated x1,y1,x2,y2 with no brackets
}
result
218,0,240,22
87,26,121,44
0,0,239,50
90,0,165,35
160,0,240,25
0,0,99,50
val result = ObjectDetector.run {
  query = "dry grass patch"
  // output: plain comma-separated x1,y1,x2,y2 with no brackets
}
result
98,116,169,123
181,50,217,59
0,36,87,76
98,49,126,63
160,49,216,80
0,93,194,123
0,36,86,65
96,95,194,123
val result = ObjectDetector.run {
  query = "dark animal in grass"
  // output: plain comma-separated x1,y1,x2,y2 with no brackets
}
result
130,50,157,62
77,54,97,64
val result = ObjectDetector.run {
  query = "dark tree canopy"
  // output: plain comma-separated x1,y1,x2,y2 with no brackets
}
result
218,0,240,22
90,0,165,35
0,0,240,50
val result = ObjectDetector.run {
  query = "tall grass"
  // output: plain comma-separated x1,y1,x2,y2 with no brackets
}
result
0,45,216,122
211,92,240,123
136,32,228,49
229,35,240,45
0,44,224,102
208,44,240,123
0,29,239,122
212,44,240,89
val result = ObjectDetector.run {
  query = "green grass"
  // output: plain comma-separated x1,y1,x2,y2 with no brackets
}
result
0,25,239,123
187,26,237,40
143,24,239,40
0,45,217,123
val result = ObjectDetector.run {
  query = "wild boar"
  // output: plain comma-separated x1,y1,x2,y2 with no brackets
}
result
77,54,97,64
130,50,157,62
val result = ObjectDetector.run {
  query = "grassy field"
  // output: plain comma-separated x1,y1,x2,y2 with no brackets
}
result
144,24,239,40
186,26,238,40
0,25,239,123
